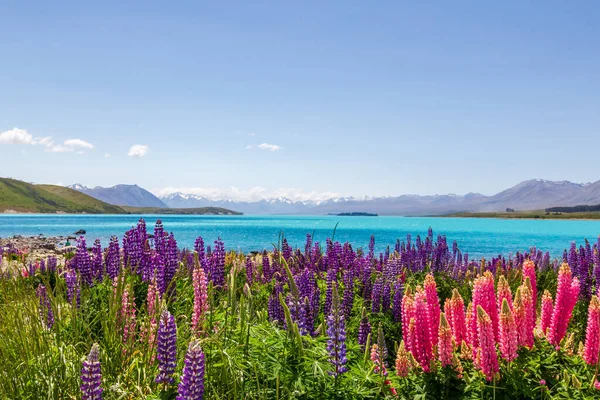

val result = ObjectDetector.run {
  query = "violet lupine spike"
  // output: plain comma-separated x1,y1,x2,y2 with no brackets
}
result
358,307,371,350
163,233,179,295
154,253,167,297
282,238,292,261
245,256,254,284
92,239,103,282
324,267,336,316
342,270,355,318
392,280,404,323
36,284,54,329
75,236,93,286
81,343,103,400
66,268,81,307
371,276,383,313
156,308,177,384
268,282,284,324
327,284,348,377
154,220,166,256
105,236,121,280
177,339,205,400
368,235,375,259
47,256,57,274
141,240,153,282
381,282,391,313
194,236,207,273
210,238,226,287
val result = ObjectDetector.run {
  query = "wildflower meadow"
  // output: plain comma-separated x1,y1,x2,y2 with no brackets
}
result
2,219,600,399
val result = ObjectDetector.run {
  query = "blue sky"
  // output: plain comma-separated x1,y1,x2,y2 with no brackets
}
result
1,1,599,201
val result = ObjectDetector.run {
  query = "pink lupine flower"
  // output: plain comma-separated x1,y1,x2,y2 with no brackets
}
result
472,272,499,342
411,290,434,372
548,264,580,345
438,313,454,367
522,260,537,309
401,287,415,352
445,290,467,345
499,298,518,362
121,283,137,345
583,296,600,365
424,274,441,343
395,340,412,377
539,290,553,337
476,306,499,381
191,262,209,333
512,287,527,347
370,344,388,376
521,278,535,348
496,275,513,311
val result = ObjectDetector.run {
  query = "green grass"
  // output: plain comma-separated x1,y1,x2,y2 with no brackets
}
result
121,206,242,215
0,178,126,214
443,210,600,220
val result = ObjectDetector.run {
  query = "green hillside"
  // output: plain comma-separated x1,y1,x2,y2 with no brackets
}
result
0,178,126,214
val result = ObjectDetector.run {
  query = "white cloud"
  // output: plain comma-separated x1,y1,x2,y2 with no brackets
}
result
245,145,254,150
152,186,340,203
257,143,282,151
104,153,111,158
128,144,149,158
0,128,36,144
0,128,94,154
64,138,93,149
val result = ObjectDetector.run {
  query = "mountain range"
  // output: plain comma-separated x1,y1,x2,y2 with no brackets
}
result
68,179,600,216
68,184,167,208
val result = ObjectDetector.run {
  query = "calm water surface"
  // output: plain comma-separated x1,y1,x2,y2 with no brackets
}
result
1,214,599,257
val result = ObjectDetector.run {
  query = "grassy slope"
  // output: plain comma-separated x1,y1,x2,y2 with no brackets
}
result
121,206,242,215
0,178,125,214
443,210,600,220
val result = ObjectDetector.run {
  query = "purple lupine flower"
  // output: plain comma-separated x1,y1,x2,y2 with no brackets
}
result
327,283,348,377
245,256,254,284
39,259,46,274
154,220,166,256
210,238,226,287
105,236,121,280
194,236,207,273
392,280,404,323
156,308,177,384
305,234,312,258
381,282,391,313
371,276,383,313
75,236,93,286
66,268,81,307
92,239,103,282
368,235,375,259
268,282,284,324
299,297,314,336
141,240,153,282
342,270,354,318
177,339,205,400
262,250,271,283
155,253,167,296
81,343,102,400
358,307,371,350
282,238,292,261
164,233,179,295
47,256,57,274
28,262,35,277
36,284,54,329
324,267,336,316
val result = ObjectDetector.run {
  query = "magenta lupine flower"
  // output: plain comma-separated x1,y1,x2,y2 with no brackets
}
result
583,296,600,365
358,307,371,350
326,284,348,377
105,236,121,280
548,264,580,345
522,260,537,309
177,339,205,400
81,343,102,400
75,236,93,286
424,274,441,342
476,306,499,381
156,308,177,384
412,290,434,372
438,313,453,367
539,290,553,336
65,268,81,307
499,299,518,362
92,239,103,282
496,275,513,311
471,272,499,345
191,263,209,333
36,284,54,329
445,289,468,346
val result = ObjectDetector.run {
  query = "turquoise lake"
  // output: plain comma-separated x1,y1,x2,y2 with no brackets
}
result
0,214,599,257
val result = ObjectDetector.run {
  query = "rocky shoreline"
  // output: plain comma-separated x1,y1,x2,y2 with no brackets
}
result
0,234,76,263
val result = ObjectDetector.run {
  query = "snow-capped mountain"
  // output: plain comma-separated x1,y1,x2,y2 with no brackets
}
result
68,184,167,208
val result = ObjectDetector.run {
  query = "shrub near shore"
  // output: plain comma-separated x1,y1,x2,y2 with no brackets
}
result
1,220,600,399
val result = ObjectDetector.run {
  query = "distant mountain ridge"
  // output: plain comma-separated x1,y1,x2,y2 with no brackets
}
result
68,184,167,208
158,178,600,215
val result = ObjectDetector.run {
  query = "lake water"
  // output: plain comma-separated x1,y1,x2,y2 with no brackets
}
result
0,214,599,257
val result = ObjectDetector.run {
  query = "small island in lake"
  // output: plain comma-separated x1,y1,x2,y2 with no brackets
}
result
329,212,378,217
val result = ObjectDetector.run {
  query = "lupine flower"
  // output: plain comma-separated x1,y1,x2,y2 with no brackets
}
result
164,233,179,294
105,236,121,280
438,313,454,367
522,260,537,308
499,298,518,362
245,256,254,284
326,284,348,377
539,290,553,336
401,286,415,350
358,307,371,350
583,295,600,365
371,276,383,313
520,278,535,348
75,236,93,286
36,284,54,329
496,275,513,311
476,306,499,381
392,279,404,323
471,272,499,344
177,339,205,400
91,239,103,282
424,274,441,341
548,263,580,345
445,289,468,346
210,238,225,287
81,343,102,400
370,344,387,377
395,340,412,377
120,283,137,344
156,308,177,384
190,261,209,334
411,290,434,372
268,282,284,324
341,270,355,318
65,268,81,308
512,287,527,347
143,277,159,362
381,282,391,313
